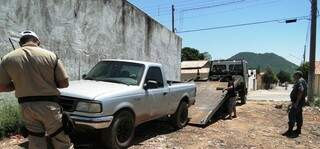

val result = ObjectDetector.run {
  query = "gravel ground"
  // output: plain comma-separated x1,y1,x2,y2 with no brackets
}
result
130,101,320,149
1,100,320,149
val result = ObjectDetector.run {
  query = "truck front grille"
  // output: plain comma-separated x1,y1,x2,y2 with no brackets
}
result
58,96,78,112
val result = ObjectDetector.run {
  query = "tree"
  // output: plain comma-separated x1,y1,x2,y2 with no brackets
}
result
202,52,212,61
277,70,292,84
181,47,211,61
256,65,261,74
262,67,277,89
297,62,309,81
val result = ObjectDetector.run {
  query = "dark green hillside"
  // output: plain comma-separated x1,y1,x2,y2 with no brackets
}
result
229,52,298,73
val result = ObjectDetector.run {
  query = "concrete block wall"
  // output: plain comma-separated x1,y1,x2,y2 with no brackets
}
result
0,0,182,81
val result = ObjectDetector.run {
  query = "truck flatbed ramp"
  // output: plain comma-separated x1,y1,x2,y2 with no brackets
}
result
189,81,228,125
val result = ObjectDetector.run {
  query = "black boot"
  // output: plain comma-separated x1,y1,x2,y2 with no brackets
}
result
294,124,302,135
282,123,294,137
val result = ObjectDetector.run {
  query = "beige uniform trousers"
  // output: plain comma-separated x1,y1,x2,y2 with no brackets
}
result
20,101,73,149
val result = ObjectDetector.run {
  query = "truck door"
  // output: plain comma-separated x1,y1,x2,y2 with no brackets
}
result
144,67,170,119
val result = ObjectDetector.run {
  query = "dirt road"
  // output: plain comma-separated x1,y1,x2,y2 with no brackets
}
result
1,100,320,149
130,101,320,149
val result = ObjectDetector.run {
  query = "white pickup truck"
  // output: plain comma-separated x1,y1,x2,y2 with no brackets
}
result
58,59,196,149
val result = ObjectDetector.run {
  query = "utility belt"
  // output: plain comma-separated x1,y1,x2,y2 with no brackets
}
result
18,96,59,104
18,96,76,140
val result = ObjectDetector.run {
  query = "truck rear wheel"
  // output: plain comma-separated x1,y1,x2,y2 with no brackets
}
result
240,96,247,104
171,101,189,129
101,110,135,149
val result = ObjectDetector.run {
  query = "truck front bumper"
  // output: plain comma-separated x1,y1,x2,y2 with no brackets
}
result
70,115,113,129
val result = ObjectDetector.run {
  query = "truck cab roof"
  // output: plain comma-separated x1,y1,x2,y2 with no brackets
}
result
101,59,162,67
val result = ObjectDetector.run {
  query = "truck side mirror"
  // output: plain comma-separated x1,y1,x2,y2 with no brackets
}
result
82,74,87,79
143,80,158,90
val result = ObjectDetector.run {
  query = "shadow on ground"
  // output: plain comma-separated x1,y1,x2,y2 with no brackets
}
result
74,119,178,149
16,119,180,149
189,100,244,128
18,100,244,149
132,119,178,146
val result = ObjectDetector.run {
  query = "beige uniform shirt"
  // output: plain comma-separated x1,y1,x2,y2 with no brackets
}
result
0,43,68,98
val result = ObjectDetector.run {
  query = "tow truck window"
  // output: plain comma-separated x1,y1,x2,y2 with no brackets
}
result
211,65,227,75
229,64,243,75
145,67,164,88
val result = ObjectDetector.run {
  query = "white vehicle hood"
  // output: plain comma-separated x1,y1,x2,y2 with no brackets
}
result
59,80,136,100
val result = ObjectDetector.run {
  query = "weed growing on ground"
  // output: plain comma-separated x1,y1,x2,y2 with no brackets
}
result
0,93,23,139
314,97,320,107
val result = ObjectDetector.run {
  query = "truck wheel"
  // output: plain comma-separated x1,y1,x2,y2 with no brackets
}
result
101,111,135,149
241,96,247,104
171,101,189,129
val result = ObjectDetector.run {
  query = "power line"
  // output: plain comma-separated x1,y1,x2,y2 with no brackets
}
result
177,15,310,33
141,0,216,10
303,21,311,63
182,0,245,12
145,0,251,18
153,0,278,24
302,0,312,63
176,0,280,25
143,0,246,16
180,0,279,19
305,19,311,46
175,0,233,9
140,0,215,12
143,1,218,16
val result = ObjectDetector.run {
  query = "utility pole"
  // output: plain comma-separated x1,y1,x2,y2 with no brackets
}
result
171,0,175,32
303,45,306,63
307,0,317,104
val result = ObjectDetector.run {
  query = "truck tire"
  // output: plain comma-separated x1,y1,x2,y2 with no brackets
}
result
241,96,247,104
171,101,189,129
101,110,135,149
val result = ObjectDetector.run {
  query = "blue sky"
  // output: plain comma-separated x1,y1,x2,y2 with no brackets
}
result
128,0,320,65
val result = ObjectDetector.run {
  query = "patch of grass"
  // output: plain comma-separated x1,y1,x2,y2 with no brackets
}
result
313,97,320,107
0,93,23,139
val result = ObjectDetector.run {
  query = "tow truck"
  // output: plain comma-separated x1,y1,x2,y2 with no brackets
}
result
181,60,249,125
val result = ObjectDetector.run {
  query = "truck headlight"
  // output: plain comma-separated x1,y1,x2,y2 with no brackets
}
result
76,101,102,113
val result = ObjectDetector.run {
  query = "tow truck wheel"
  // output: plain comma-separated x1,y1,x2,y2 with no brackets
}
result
171,101,189,129
241,96,247,104
101,110,135,149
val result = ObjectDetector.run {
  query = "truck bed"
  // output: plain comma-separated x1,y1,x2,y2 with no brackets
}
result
188,81,228,125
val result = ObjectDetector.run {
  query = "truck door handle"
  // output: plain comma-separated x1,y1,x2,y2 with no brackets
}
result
163,92,168,96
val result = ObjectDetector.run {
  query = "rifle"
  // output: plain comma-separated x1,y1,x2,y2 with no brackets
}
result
9,38,16,50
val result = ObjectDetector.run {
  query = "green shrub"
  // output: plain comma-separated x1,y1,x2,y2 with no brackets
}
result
314,98,320,107
0,93,23,139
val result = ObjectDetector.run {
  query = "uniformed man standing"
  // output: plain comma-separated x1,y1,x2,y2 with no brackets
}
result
282,71,307,137
0,30,73,149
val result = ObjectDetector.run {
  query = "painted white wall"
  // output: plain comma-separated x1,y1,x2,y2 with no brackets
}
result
248,69,257,91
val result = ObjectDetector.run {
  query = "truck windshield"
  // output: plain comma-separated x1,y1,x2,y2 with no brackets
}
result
84,61,145,86
229,64,243,75
211,65,227,75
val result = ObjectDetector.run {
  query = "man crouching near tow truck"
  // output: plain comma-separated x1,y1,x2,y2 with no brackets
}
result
0,30,73,149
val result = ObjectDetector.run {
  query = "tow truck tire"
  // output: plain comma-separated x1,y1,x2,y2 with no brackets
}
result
171,101,189,129
241,96,247,104
101,110,135,149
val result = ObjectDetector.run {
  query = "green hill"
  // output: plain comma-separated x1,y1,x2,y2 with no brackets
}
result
228,52,298,74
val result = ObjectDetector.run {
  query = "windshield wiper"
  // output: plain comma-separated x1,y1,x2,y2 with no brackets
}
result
84,76,95,80
101,79,130,86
